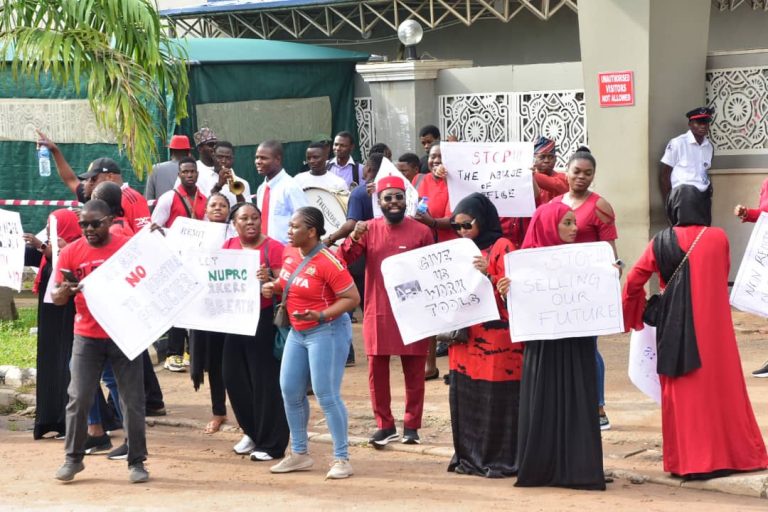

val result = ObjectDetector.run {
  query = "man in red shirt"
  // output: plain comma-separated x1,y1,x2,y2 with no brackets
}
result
339,175,434,446
36,131,151,231
151,156,207,229
52,199,149,483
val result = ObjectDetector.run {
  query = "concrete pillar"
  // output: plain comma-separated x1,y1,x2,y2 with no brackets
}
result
578,0,710,266
356,60,472,156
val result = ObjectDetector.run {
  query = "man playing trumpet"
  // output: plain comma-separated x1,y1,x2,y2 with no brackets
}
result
210,141,251,205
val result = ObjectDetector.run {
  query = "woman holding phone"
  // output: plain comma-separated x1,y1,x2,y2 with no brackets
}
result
262,206,360,480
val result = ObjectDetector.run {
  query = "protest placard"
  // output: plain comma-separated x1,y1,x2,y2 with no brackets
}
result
173,248,261,335
0,208,24,291
380,238,500,344
628,325,662,404
82,228,204,360
164,217,228,254
441,141,536,218
504,241,623,342
731,212,768,317
42,213,58,304
372,157,418,218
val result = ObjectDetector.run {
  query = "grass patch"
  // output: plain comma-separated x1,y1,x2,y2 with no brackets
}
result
0,306,37,368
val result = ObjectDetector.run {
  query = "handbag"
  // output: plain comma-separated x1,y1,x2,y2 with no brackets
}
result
271,242,325,341
643,227,707,327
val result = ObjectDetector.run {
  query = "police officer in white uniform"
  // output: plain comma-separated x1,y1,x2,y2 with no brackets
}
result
659,106,715,200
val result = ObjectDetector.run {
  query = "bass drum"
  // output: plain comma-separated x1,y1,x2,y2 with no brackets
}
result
303,187,350,246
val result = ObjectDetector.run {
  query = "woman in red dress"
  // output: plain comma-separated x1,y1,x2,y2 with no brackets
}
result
551,147,618,430
623,185,768,479
446,193,521,478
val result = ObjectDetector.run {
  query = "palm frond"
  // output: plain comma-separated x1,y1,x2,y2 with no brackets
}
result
0,0,189,179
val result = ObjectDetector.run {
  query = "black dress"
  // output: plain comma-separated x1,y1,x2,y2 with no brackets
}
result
515,337,605,490
222,305,289,458
32,260,75,439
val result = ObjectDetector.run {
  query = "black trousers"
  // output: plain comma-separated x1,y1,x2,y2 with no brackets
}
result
223,307,288,458
167,327,188,357
142,350,165,411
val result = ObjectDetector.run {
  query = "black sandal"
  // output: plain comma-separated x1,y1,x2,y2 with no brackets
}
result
425,369,440,381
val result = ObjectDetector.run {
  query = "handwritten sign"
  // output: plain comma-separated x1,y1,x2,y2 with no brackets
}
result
42,213,59,304
504,241,623,341
731,212,768,316
628,325,661,404
173,248,261,335
380,238,500,344
372,157,418,218
0,208,24,291
164,217,228,254
82,228,204,360
441,141,536,218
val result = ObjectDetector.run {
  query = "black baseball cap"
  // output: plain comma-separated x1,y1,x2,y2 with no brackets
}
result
78,158,121,179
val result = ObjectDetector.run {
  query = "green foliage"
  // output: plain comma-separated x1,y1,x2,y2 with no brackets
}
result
0,0,189,179
0,307,37,368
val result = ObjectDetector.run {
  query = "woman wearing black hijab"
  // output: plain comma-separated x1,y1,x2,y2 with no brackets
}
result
446,193,523,478
623,185,767,479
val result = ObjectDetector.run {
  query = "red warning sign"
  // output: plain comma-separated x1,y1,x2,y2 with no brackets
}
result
598,71,634,107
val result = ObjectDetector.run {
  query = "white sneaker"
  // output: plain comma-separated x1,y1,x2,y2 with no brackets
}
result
270,453,314,473
249,450,273,461
233,435,255,454
326,459,354,480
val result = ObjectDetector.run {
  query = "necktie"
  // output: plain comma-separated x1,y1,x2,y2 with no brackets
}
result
261,184,270,236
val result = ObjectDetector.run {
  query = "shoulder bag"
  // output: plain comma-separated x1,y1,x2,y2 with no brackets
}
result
643,227,707,326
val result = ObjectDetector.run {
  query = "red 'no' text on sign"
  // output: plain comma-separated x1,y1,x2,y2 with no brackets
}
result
598,71,634,107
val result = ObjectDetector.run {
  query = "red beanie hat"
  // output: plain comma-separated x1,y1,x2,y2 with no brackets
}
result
376,175,406,193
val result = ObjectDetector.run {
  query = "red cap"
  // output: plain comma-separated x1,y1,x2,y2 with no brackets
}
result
168,135,191,150
376,175,406,193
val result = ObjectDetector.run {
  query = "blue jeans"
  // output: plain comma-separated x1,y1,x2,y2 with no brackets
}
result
280,315,351,459
596,342,605,408
87,361,122,426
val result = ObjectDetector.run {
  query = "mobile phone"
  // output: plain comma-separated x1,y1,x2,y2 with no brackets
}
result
60,269,80,284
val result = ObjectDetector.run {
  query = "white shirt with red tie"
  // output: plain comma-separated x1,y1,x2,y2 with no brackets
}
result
255,169,309,245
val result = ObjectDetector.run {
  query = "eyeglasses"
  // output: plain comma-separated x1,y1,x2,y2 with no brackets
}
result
381,193,405,202
78,217,109,229
203,142,216,148
450,218,476,231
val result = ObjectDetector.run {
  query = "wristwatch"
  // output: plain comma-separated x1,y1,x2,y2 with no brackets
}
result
614,258,625,269
317,311,326,324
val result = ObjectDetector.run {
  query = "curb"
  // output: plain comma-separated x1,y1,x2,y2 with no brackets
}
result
605,468,768,500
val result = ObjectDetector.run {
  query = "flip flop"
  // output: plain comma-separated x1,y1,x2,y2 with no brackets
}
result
204,416,227,434
425,369,440,381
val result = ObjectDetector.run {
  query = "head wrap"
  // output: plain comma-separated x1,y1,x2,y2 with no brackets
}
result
534,136,556,155
666,185,711,227
32,209,82,294
376,175,406,194
521,202,574,249
450,193,503,250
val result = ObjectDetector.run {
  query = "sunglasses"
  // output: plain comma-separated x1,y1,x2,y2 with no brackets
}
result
78,216,109,229
202,141,216,148
450,218,476,231
381,193,405,203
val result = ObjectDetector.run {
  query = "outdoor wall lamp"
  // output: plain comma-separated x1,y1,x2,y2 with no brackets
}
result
397,20,423,61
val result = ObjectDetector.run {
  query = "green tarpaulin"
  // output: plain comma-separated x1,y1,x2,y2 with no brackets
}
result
0,38,368,232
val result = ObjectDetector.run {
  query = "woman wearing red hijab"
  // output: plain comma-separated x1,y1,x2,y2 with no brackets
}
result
23,209,82,439
497,202,605,490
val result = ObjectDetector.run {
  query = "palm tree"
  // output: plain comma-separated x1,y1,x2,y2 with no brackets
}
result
0,0,189,179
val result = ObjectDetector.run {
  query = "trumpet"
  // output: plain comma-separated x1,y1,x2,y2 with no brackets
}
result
227,169,246,195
